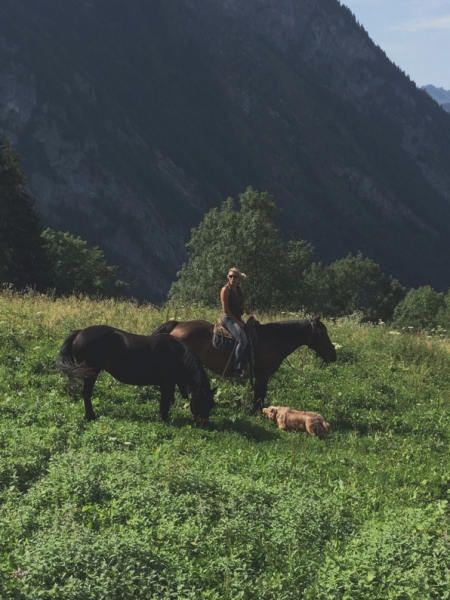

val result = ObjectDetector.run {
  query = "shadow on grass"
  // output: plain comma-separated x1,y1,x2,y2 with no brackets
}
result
87,399,280,441
331,418,413,436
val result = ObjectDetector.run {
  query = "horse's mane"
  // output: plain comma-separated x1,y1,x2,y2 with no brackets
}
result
176,337,210,393
257,319,313,342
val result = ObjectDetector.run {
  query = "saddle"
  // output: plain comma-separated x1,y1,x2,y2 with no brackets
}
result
212,316,257,357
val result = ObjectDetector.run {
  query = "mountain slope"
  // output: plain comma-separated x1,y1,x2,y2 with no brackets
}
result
422,85,450,113
1,0,450,298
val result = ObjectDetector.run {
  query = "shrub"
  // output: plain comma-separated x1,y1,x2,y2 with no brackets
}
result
393,286,446,330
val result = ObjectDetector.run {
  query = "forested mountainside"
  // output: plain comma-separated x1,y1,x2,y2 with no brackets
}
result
422,86,450,113
1,0,450,299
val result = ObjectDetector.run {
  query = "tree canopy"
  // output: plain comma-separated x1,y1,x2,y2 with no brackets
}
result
169,187,314,310
306,252,405,322
393,286,446,330
170,187,405,321
42,229,127,298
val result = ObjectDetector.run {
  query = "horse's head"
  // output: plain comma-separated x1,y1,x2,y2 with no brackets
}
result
191,386,217,426
307,316,337,363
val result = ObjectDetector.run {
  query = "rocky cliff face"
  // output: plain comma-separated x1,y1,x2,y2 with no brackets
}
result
1,0,450,297
0,34,198,298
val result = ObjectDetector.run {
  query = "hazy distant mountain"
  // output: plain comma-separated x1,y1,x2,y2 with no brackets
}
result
422,85,450,112
2,0,450,298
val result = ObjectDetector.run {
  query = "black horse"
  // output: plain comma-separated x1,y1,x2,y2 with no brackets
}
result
57,326,216,424
153,316,337,412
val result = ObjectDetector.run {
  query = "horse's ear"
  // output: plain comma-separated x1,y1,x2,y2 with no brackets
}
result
311,314,321,329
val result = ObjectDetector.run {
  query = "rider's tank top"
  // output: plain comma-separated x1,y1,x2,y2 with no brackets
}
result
224,284,245,319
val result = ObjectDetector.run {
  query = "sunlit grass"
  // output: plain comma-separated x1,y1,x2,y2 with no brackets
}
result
0,290,449,598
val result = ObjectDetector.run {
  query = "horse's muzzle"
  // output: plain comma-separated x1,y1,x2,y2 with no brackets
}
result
325,350,337,363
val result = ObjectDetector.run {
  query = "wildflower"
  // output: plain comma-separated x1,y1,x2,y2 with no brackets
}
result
108,437,118,441
333,343,342,349
123,441,132,446
11,568,28,578
388,331,401,335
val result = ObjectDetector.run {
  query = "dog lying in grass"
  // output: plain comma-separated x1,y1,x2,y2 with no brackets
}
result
262,406,331,439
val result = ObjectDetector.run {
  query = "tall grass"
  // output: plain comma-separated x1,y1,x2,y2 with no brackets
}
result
1,290,449,599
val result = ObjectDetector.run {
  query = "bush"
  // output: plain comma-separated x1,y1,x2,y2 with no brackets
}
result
303,252,405,322
393,286,446,330
42,229,127,298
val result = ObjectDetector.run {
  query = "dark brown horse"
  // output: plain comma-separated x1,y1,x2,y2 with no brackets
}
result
153,316,337,411
57,326,216,424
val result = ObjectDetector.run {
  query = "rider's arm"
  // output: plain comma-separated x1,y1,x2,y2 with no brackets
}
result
243,303,253,318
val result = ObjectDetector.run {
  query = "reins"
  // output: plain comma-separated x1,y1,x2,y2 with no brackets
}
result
221,335,239,378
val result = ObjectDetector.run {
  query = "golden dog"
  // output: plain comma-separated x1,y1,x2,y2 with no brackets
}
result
262,406,331,439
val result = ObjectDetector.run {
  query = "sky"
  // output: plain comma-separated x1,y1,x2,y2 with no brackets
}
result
342,0,450,90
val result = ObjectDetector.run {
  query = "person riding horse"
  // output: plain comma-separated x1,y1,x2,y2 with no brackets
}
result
220,267,254,378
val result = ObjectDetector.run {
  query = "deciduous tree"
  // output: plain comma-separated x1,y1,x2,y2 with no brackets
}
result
393,286,446,330
303,252,405,322
42,229,126,298
169,187,309,310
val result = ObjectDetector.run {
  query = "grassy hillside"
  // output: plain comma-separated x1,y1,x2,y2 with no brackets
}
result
1,291,449,598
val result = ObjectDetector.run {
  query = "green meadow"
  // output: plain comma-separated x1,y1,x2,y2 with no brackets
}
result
0,290,449,599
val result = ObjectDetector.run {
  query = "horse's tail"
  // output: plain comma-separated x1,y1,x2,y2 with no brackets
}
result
152,320,179,335
56,330,97,379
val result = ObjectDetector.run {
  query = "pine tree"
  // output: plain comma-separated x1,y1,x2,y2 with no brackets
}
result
0,139,50,289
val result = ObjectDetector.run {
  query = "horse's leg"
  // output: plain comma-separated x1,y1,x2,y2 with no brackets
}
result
159,382,176,422
82,375,99,421
253,374,269,413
